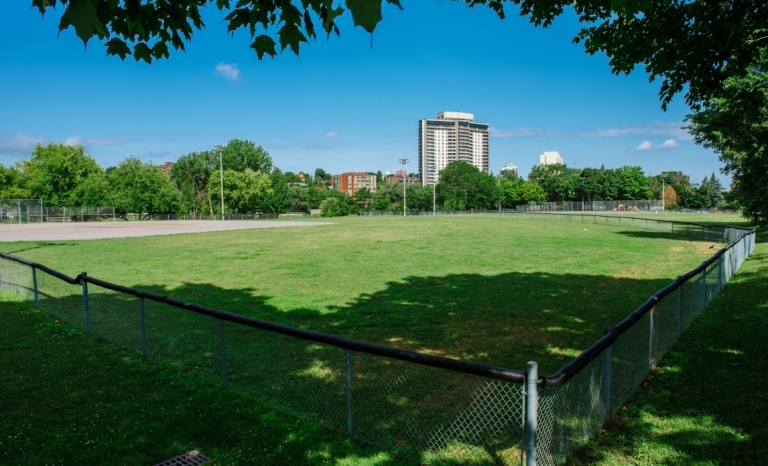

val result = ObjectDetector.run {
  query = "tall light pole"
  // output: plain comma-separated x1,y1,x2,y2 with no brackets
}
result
399,158,409,216
215,145,225,221
660,172,668,211
432,179,436,214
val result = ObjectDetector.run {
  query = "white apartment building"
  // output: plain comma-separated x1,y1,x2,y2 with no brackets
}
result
501,163,519,175
418,111,490,186
539,151,563,166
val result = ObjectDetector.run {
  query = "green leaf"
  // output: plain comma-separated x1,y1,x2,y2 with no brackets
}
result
277,23,307,55
151,41,170,60
346,0,383,33
105,37,131,60
58,0,107,45
251,35,277,59
133,42,152,64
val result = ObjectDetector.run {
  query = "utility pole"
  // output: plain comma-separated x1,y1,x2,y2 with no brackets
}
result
399,158,409,216
215,145,225,220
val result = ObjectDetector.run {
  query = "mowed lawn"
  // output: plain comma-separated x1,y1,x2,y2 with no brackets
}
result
2,214,724,374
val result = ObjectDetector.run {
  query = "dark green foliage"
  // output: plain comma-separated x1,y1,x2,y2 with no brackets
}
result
169,150,218,217
436,161,496,210
687,51,768,225
288,186,309,213
107,157,180,217
319,196,349,217
261,168,292,214
221,139,273,174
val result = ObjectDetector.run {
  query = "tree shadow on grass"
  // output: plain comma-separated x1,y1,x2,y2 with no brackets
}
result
3,241,77,254
569,248,768,465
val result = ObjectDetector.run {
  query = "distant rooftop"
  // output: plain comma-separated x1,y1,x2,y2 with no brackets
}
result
437,111,474,121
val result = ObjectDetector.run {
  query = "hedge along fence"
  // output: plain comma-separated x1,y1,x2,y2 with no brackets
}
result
0,215,756,465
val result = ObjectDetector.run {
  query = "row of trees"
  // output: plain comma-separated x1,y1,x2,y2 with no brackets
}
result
0,140,340,217
527,163,728,210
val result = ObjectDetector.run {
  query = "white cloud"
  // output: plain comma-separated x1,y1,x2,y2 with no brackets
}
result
216,62,240,81
660,139,680,149
634,141,653,151
0,132,44,153
64,136,84,146
324,131,338,138
635,139,679,151
490,122,691,140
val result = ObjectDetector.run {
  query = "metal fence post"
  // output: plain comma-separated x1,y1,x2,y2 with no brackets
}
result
649,306,656,369
701,267,707,309
345,349,353,435
525,361,539,466
604,346,612,417
32,267,39,307
220,320,228,388
717,255,723,292
677,282,683,337
140,297,147,358
81,272,90,331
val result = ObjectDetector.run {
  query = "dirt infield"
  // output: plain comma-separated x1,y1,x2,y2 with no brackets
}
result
0,220,332,242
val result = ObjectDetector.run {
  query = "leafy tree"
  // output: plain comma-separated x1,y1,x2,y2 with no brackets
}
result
0,165,31,199
615,166,652,200
577,167,619,201
436,161,494,210
500,169,519,181
705,173,724,207
18,143,102,206
307,185,328,208
221,139,273,174
72,171,111,206
208,168,272,214
352,187,373,210
170,150,217,217
376,170,383,183
687,52,768,224
320,197,349,217
108,157,180,217
261,168,291,214
288,186,309,213
528,163,580,202
517,181,547,205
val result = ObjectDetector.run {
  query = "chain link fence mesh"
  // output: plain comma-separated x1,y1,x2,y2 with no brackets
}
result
0,215,756,466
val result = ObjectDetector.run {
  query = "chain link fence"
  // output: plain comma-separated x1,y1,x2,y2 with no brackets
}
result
0,213,755,465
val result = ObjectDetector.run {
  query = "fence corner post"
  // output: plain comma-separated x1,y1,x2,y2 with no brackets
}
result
81,271,90,331
32,267,39,307
525,361,539,466
345,349,353,436
220,319,228,388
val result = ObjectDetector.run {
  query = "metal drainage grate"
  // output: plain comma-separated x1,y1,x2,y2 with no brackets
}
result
154,451,209,466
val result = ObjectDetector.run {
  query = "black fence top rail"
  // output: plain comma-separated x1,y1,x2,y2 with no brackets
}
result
0,214,756,388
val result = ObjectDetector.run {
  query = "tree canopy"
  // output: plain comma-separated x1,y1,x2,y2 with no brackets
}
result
687,50,768,225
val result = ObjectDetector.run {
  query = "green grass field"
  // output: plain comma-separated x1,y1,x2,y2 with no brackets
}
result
1,214,731,373
0,213,758,465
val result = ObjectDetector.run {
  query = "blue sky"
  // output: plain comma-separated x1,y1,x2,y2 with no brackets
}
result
0,1,724,185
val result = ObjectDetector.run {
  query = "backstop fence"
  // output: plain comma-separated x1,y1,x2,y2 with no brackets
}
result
0,200,116,223
0,213,756,465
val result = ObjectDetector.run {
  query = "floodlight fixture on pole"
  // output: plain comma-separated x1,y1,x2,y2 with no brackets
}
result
399,158,409,216
215,144,225,221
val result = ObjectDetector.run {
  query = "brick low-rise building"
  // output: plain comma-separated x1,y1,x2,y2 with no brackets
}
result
384,170,420,185
330,172,377,196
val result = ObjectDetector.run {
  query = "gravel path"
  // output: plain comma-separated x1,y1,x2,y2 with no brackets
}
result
0,220,332,242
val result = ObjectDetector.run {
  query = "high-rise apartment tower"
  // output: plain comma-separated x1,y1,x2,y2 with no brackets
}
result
539,151,563,166
418,111,489,186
